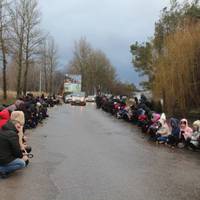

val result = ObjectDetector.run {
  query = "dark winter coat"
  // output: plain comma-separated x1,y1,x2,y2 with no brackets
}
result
170,118,180,138
0,121,23,165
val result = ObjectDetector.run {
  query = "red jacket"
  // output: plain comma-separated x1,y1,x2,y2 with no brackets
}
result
138,114,147,122
0,109,10,128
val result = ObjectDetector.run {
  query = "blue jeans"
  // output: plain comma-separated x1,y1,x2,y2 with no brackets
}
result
157,136,168,142
0,159,26,174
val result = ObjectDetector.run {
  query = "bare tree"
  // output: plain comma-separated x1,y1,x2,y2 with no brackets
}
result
37,35,59,95
0,0,60,97
40,38,49,93
22,0,42,95
47,37,58,95
9,0,27,97
0,0,10,99
68,38,116,95
53,70,65,94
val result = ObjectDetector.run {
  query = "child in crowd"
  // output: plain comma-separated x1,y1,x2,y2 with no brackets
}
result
156,113,171,143
167,118,180,147
188,120,200,150
178,119,193,148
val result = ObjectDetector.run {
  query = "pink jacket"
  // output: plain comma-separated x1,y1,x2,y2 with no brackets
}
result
152,113,160,123
180,119,193,139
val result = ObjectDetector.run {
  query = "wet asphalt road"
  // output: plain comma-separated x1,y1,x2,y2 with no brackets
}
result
1,104,200,200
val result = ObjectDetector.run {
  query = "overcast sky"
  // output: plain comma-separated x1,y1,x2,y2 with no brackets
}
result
39,0,171,87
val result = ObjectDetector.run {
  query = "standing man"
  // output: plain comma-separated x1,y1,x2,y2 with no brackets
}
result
0,119,28,178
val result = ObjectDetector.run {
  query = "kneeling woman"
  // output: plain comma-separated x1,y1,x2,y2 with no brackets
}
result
0,119,28,178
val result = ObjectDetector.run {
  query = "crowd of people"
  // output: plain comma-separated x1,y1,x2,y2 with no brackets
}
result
96,94,200,151
0,93,60,179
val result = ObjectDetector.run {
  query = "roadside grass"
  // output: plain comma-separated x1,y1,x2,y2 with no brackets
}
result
0,91,16,105
0,90,48,105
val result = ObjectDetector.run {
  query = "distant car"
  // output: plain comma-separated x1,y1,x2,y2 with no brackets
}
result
71,92,86,106
86,95,96,102
64,94,72,104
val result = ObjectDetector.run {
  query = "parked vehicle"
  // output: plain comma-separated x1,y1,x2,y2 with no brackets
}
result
86,95,96,102
64,94,72,104
71,92,86,106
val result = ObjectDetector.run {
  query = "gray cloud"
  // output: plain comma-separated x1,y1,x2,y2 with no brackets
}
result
39,0,170,87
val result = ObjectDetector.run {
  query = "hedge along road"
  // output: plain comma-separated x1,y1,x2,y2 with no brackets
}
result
0,104,200,200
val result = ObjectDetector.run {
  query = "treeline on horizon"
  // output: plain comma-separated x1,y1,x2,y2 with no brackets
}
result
0,0,66,100
67,38,136,96
130,0,200,115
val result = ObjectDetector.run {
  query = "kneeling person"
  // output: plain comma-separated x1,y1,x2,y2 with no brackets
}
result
0,119,28,178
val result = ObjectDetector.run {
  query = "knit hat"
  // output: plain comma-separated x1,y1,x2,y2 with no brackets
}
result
10,111,25,126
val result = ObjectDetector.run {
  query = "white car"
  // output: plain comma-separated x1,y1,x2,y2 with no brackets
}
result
86,95,96,102
71,92,86,106
64,94,72,103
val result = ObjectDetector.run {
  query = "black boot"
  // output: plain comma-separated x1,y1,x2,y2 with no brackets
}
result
0,172,9,179
25,159,29,166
